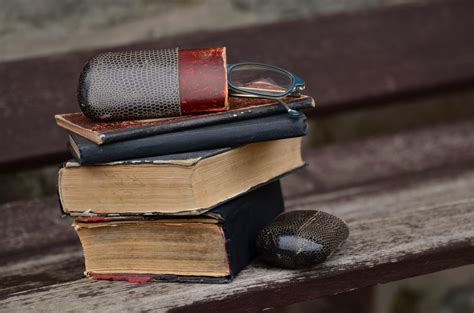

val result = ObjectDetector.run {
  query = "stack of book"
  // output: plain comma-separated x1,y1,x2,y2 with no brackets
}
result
55,95,314,283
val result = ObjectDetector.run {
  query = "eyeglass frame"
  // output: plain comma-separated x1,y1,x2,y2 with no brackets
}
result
226,62,305,99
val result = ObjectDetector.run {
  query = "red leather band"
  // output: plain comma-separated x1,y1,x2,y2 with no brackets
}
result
178,47,228,114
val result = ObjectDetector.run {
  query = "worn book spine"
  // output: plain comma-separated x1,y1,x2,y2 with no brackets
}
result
85,181,284,283
70,112,307,164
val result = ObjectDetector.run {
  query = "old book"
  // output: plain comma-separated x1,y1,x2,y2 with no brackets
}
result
55,96,314,144
74,181,284,283
59,137,303,216
68,112,307,165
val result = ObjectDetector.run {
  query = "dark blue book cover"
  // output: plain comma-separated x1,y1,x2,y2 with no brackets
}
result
69,112,307,164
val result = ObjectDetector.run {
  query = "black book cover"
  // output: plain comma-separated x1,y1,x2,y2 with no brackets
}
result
81,180,284,283
220,180,284,280
70,112,307,164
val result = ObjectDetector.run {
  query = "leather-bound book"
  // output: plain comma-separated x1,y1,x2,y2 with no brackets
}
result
58,137,303,216
73,181,284,283
55,96,314,145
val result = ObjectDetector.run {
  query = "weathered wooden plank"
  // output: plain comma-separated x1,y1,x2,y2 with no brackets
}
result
267,287,373,313
1,0,473,168
282,119,474,197
0,198,76,259
2,119,474,302
0,245,83,298
0,198,82,297
1,156,473,311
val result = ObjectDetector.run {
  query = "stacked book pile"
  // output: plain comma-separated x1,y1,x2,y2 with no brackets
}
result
55,95,314,283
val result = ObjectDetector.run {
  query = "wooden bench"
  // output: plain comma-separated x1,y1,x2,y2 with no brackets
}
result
2,120,474,311
1,0,474,311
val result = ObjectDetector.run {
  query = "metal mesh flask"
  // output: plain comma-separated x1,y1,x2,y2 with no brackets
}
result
78,47,228,121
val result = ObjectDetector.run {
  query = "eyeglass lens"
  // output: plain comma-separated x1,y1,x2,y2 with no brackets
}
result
229,64,292,97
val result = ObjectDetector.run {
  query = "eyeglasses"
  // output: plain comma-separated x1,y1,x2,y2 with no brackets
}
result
227,62,305,118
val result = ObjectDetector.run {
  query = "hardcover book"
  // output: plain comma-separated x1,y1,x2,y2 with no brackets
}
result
55,96,314,145
68,112,307,164
74,180,284,283
59,137,303,216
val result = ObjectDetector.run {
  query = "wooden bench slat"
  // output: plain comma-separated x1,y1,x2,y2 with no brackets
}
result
0,198,82,297
284,119,474,197
0,245,83,298
1,0,473,168
0,198,76,258
1,159,473,312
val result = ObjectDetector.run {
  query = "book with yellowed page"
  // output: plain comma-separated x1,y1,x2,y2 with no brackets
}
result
58,137,303,216
74,180,284,283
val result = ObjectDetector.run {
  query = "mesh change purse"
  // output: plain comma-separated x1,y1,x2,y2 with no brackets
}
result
257,210,349,268
78,47,228,121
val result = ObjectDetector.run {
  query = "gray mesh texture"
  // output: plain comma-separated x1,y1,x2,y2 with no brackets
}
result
78,49,180,121
256,210,349,269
